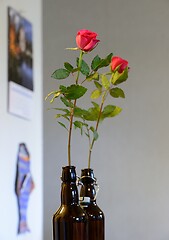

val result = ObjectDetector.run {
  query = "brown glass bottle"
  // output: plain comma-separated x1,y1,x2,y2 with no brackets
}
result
80,168,104,240
53,166,88,240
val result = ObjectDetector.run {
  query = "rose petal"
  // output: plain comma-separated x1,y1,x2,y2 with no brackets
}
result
76,35,90,49
83,39,100,51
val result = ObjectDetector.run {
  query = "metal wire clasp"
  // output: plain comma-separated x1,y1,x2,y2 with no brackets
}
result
76,175,83,186
78,175,100,201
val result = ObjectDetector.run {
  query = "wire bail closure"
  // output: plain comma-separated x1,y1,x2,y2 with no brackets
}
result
78,175,99,201
76,175,83,186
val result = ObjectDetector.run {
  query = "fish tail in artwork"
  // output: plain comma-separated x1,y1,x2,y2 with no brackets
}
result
17,195,30,234
18,220,30,234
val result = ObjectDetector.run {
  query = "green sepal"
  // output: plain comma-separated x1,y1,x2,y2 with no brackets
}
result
109,87,125,98
77,58,90,76
66,47,78,51
51,68,70,79
111,67,128,85
64,62,74,72
101,75,110,90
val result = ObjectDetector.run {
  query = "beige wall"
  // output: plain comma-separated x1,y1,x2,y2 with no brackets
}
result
0,1,43,239
43,0,169,240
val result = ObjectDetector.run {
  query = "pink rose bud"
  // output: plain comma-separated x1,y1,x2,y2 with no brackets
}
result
76,29,100,52
111,56,128,73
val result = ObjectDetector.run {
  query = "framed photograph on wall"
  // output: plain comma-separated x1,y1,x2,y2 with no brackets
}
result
8,7,34,120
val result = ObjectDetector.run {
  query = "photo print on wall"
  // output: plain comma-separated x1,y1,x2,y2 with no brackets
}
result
8,7,34,120
15,143,35,234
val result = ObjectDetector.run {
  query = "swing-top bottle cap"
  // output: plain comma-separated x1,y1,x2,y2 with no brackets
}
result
61,166,76,182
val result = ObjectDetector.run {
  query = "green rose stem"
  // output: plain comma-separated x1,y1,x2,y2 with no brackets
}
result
88,91,107,168
67,50,84,166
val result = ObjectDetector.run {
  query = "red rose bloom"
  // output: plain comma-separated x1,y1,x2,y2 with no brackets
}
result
76,29,100,52
111,56,128,73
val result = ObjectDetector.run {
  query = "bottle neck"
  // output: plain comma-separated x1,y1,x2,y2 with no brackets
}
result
61,182,79,205
80,168,97,204
60,166,79,206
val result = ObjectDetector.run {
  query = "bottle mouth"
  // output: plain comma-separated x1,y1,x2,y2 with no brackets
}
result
80,168,96,183
61,165,77,182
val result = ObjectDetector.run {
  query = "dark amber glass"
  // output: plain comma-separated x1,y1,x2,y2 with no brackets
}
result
53,166,88,240
80,168,104,240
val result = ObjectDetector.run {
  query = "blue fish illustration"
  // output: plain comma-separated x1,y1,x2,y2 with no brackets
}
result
15,143,35,234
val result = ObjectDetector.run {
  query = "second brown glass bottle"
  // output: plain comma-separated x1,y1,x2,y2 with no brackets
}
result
80,168,104,240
